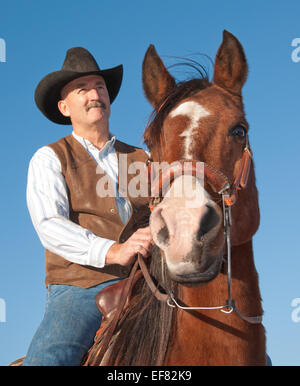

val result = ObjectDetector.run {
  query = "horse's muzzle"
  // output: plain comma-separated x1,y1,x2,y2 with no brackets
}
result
150,175,224,284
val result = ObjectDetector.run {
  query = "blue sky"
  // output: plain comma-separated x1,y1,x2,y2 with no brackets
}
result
0,0,299,366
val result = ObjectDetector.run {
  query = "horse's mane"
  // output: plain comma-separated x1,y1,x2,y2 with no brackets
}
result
105,61,211,366
104,246,177,365
144,60,211,152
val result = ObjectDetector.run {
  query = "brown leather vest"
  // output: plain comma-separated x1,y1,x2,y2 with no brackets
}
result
45,135,150,288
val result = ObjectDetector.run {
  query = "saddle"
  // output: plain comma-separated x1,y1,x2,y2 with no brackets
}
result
95,270,142,322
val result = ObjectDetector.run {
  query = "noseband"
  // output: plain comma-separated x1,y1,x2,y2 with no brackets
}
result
142,141,263,324
148,142,252,210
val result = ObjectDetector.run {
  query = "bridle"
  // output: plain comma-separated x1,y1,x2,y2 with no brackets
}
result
141,139,263,324
148,137,252,210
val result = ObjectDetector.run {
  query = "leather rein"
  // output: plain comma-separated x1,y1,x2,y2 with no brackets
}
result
142,140,263,324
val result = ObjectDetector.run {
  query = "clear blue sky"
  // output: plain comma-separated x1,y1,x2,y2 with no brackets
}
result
0,0,299,366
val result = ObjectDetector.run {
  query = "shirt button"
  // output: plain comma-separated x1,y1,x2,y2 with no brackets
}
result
110,208,116,214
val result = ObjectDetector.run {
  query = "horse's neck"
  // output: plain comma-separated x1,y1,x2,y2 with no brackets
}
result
225,239,263,316
165,239,266,365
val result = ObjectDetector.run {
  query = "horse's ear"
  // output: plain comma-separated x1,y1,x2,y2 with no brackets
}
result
142,44,176,108
213,30,248,95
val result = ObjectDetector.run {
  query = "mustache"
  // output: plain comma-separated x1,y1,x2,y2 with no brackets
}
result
86,101,106,111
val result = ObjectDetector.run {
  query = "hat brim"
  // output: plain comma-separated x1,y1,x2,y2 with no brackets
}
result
34,65,123,125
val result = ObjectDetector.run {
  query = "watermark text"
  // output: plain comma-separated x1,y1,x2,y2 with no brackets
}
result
96,157,206,209
0,298,6,323
0,38,6,63
291,298,300,323
291,38,300,63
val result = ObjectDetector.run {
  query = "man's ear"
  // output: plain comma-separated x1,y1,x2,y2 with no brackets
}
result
58,99,71,117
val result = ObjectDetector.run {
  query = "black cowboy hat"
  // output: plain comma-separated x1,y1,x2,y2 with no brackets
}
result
34,47,123,125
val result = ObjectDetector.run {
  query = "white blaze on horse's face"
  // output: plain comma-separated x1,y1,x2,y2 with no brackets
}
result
170,101,210,159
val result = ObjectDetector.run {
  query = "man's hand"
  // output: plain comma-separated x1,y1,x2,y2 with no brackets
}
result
105,226,153,266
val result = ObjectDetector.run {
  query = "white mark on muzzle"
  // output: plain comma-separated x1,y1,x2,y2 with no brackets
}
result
165,175,210,209
170,101,210,159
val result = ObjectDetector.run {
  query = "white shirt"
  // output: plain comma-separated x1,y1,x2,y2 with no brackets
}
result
26,132,132,269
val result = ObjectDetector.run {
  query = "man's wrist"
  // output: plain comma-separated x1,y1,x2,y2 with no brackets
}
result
105,242,121,265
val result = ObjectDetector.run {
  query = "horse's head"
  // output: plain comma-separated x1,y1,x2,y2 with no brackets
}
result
143,31,260,285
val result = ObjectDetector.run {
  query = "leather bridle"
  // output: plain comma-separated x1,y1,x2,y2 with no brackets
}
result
148,140,252,211
142,139,263,324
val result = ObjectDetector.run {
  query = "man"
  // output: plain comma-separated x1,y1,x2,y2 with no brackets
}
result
23,47,152,366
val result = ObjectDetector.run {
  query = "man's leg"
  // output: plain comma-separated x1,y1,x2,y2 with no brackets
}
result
23,279,120,366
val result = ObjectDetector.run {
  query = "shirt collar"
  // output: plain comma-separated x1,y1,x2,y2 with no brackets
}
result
72,131,116,154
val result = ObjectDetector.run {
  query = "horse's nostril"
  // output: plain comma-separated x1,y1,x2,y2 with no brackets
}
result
197,205,220,240
150,207,171,247
157,226,170,246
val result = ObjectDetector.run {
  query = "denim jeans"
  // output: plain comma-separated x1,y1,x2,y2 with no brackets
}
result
23,279,120,366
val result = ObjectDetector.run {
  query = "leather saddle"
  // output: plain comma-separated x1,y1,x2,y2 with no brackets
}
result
95,269,142,325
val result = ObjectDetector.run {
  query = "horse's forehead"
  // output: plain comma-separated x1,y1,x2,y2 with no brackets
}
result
169,100,210,124
168,87,242,121
163,88,245,159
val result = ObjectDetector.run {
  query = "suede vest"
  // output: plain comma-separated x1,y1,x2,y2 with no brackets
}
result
45,135,150,288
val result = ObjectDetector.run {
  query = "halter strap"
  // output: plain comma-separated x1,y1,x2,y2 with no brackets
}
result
148,143,253,210
223,146,252,206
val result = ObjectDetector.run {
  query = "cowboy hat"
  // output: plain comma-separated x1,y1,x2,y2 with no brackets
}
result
34,47,123,125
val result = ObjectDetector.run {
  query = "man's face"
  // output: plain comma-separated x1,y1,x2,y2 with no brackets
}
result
58,74,111,128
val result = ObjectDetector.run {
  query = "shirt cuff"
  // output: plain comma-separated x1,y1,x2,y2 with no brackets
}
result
87,237,116,268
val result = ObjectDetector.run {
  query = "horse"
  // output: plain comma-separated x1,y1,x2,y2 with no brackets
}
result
83,30,266,366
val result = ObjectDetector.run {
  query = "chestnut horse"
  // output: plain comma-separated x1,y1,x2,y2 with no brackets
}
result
87,30,266,366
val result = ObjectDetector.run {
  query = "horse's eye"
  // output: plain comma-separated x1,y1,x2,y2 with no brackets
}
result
231,125,246,139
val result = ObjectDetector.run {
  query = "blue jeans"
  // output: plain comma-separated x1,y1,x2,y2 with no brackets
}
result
23,279,120,366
